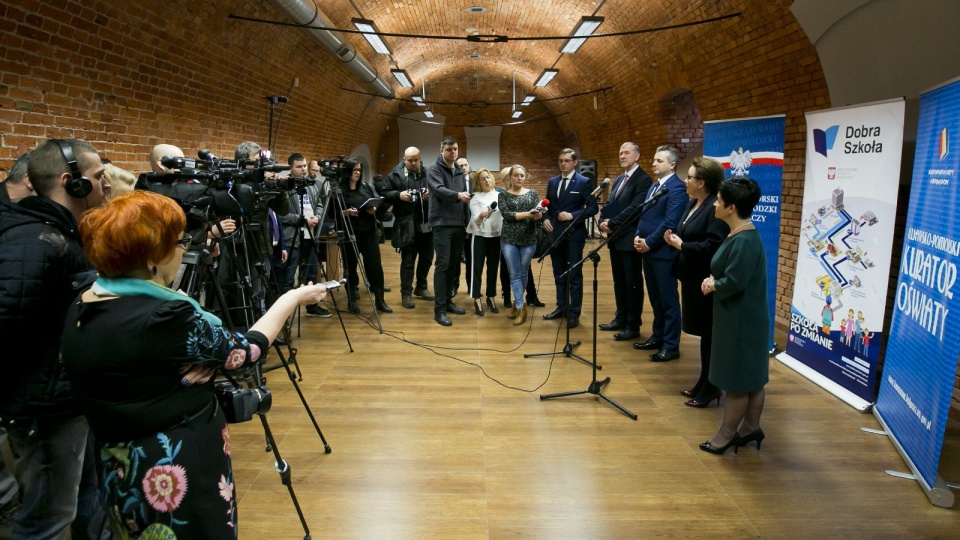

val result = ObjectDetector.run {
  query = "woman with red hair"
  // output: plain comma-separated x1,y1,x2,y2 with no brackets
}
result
61,190,327,538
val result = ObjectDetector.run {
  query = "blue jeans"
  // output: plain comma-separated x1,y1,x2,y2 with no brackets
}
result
501,243,536,309
7,416,89,540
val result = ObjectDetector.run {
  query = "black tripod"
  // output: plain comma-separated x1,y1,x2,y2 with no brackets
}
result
539,190,668,420
524,215,596,369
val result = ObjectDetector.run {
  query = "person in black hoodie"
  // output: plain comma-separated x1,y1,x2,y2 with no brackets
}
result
0,138,109,539
381,147,434,309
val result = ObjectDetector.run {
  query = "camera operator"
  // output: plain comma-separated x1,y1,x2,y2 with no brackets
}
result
1,152,34,205
61,190,328,538
0,138,110,538
382,146,433,309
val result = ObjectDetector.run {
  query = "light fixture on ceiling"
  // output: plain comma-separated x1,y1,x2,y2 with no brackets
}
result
521,94,536,106
535,69,559,87
424,109,435,118
560,16,604,54
352,18,392,55
511,110,523,119
466,6,487,13
391,69,414,88
412,96,426,106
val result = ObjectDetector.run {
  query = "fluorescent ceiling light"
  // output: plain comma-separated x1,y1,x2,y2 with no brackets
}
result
424,110,434,118
511,110,523,119
560,16,604,54
412,96,426,106
521,94,536,106
391,69,414,88
352,18,392,55
535,69,559,87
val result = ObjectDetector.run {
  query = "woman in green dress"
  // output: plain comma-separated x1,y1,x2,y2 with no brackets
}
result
699,177,769,454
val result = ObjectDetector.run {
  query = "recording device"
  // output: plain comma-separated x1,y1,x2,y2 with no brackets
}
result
531,199,550,214
487,201,498,212
216,383,272,424
317,156,350,185
316,279,345,290
404,188,422,202
591,178,611,197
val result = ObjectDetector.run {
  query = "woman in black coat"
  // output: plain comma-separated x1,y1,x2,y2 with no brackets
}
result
337,159,390,314
663,157,729,407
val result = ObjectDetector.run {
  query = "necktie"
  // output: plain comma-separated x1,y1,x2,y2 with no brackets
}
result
614,173,628,199
649,181,662,198
559,177,568,200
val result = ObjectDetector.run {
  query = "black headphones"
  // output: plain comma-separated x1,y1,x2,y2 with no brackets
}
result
54,139,93,198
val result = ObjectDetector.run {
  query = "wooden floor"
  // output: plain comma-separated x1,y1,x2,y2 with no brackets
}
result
233,241,960,539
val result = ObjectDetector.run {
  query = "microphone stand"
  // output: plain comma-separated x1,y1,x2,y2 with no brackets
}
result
539,190,666,420
523,203,598,368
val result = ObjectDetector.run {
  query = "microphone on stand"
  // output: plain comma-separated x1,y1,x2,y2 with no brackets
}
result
644,187,670,205
531,199,550,214
590,177,611,197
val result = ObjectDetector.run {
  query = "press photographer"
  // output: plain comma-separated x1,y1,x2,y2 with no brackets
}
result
61,190,327,538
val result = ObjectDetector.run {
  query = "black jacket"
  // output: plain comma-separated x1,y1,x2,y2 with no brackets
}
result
426,154,468,228
0,197,94,421
382,161,431,226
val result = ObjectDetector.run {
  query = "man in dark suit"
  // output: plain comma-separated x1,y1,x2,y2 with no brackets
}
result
542,148,599,329
633,145,688,361
597,142,652,341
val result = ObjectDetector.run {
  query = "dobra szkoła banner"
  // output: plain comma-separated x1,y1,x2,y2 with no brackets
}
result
704,115,784,350
876,78,960,490
778,99,905,410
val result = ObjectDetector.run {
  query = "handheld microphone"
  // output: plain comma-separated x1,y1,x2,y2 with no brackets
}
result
160,156,196,170
590,178,611,197
198,149,220,161
488,201,498,212
531,199,550,214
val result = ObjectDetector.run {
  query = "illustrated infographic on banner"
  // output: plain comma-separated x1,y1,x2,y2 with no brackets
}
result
704,115,784,350
876,78,960,491
780,99,904,407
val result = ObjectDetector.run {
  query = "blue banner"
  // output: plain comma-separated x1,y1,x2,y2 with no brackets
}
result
876,80,960,488
779,100,905,410
704,115,784,349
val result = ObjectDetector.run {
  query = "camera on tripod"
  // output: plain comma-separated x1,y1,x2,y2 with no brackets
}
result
317,155,352,192
216,382,272,423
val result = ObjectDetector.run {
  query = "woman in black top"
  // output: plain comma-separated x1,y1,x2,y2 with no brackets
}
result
61,191,327,538
337,159,390,314
663,157,730,407
498,164,542,325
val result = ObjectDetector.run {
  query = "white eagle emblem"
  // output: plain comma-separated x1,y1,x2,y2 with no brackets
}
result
729,147,752,176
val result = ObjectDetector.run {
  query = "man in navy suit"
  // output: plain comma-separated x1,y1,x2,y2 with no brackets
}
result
597,143,652,341
542,148,599,328
633,145,688,361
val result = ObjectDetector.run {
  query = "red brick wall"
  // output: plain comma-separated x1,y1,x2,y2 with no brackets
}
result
660,90,703,158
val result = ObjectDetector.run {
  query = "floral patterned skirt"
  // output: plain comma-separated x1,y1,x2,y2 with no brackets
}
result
97,403,237,539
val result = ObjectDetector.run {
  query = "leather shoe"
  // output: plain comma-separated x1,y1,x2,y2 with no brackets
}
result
633,338,663,350
446,302,466,315
567,316,579,329
434,312,452,326
650,348,680,362
598,320,624,332
401,295,415,309
613,330,640,341
413,287,434,300
375,300,393,313
527,297,546,307
542,308,565,320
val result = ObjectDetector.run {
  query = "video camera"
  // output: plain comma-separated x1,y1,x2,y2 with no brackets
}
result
317,155,351,191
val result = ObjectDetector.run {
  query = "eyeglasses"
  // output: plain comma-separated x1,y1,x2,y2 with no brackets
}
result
177,233,192,250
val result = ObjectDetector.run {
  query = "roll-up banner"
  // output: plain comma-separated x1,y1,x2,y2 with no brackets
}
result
777,99,905,411
704,115,784,350
875,77,960,504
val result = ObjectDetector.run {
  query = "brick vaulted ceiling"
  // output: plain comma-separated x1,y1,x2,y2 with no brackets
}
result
311,0,744,127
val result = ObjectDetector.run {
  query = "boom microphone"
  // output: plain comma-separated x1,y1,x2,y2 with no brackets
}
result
590,177,611,197
531,199,550,214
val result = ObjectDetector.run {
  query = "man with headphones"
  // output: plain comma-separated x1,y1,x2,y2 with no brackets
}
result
0,138,108,538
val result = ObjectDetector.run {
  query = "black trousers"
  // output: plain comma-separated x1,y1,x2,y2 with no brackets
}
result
549,235,586,316
343,228,385,297
432,225,465,311
468,235,501,299
399,229,433,295
609,248,644,332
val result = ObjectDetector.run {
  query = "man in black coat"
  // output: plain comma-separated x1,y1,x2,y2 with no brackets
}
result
0,138,108,538
597,142,652,341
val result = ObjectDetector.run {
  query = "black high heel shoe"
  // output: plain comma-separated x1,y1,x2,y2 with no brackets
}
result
684,390,722,408
486,297,499,313
474,299,484,316
699,434,742,455
737,428,765,450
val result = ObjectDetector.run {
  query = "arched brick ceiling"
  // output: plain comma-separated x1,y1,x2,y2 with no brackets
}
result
311,0,739,127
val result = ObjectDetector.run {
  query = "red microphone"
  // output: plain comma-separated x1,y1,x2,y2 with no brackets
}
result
532,199,550,214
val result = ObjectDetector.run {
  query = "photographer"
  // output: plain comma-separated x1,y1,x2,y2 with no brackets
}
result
382,146,433,309
61,191,327,538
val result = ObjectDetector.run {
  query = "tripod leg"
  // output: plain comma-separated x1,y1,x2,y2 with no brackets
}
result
257,413,312,539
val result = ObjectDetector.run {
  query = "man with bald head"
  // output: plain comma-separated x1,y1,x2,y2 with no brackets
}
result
382,146,434,308
149,143,185,173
